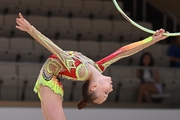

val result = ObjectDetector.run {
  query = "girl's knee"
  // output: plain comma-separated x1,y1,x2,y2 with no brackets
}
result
140,84,146,90
144,90,149,95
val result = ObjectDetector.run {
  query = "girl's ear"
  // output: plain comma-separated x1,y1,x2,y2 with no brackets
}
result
89,83,97,91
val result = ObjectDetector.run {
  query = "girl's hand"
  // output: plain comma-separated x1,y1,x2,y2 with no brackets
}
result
152,29,168,41
16,13,32,32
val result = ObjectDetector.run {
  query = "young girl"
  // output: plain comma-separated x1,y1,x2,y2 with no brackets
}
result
137,52,163,102
16,13,168,120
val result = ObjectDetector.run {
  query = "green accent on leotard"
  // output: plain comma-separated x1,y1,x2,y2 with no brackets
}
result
34,74,64,100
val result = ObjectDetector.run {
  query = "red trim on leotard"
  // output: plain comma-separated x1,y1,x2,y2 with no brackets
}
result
49,54,81,79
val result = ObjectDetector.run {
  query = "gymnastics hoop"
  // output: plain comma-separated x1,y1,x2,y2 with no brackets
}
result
112,0,180,36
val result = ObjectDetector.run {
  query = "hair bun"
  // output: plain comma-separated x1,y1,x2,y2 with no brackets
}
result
77,99,89,110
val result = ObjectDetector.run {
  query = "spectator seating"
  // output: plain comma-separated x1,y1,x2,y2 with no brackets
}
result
0,0,178,105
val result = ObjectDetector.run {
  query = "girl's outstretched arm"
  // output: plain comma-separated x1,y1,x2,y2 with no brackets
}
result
96,29,168,72
16,13,73,71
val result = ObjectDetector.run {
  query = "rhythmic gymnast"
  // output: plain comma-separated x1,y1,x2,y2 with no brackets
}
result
16,13,168,120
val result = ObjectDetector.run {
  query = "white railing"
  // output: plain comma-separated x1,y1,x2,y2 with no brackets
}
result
142,0,147,21
163,10,177,32
133,0,147,21
133,0,137,20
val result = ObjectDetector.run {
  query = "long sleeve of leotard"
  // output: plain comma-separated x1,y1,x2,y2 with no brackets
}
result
95,36,157,72
28,26,74,71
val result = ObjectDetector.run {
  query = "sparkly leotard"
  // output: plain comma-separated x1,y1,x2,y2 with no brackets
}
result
30,26,155,100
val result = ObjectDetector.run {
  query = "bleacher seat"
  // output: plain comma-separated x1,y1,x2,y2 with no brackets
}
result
18,63,41,79
0,0,20,5
133,21,153,38
84,0,103,11
63,0,83,9
175,69,180,79
61,78,73,101
106,77,121,102
92,19,113,31
0,37,9,51
78,29,100,41
0,63,18,100
42,0,62,8
90,29,120,41
0,14,3,25
137,22,153,29
18,63,42,101
99,41,133,65
102,1,125,19
4,4,25,14
10,37,41,62
41,0,63,16
145,44,163,58
162,79,180,104
56,39,78,51
50,16,70,29
118,78,140,102
33,40,48,52
12,27,31,38
159,68,175,81
71,17,92,30
104,1,123,11
102,68,110,76
120,78,140,89
162,44,169,55
78,40,100,60
71,81,84,101
36,27,58,39
0,4,5,14
156,55,170,67
2,2,29,15
110,66,135,79
62,0,83,17
28,6,49,16
113,20,134,42
91,30,112,41
0,37,18,61
99,41,121,57
4,14,19,26
83,0,104,18
42,0,65,17
33,38,54,60
10,37,33,51
113,20,133,32
124,32,141,43
58,28,78,39
21,0,41,6
130,44,167,67
27,15,49,27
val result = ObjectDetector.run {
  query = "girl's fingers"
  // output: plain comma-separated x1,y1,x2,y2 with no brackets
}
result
156,30,160,36
161,28,165,31
16,19,22,26
16,25,21,30
154,29,168,40
156,29,166,37
19,13,24,19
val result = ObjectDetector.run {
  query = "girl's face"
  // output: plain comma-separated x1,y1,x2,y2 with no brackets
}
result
91,76,113,104
143,54,151,66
